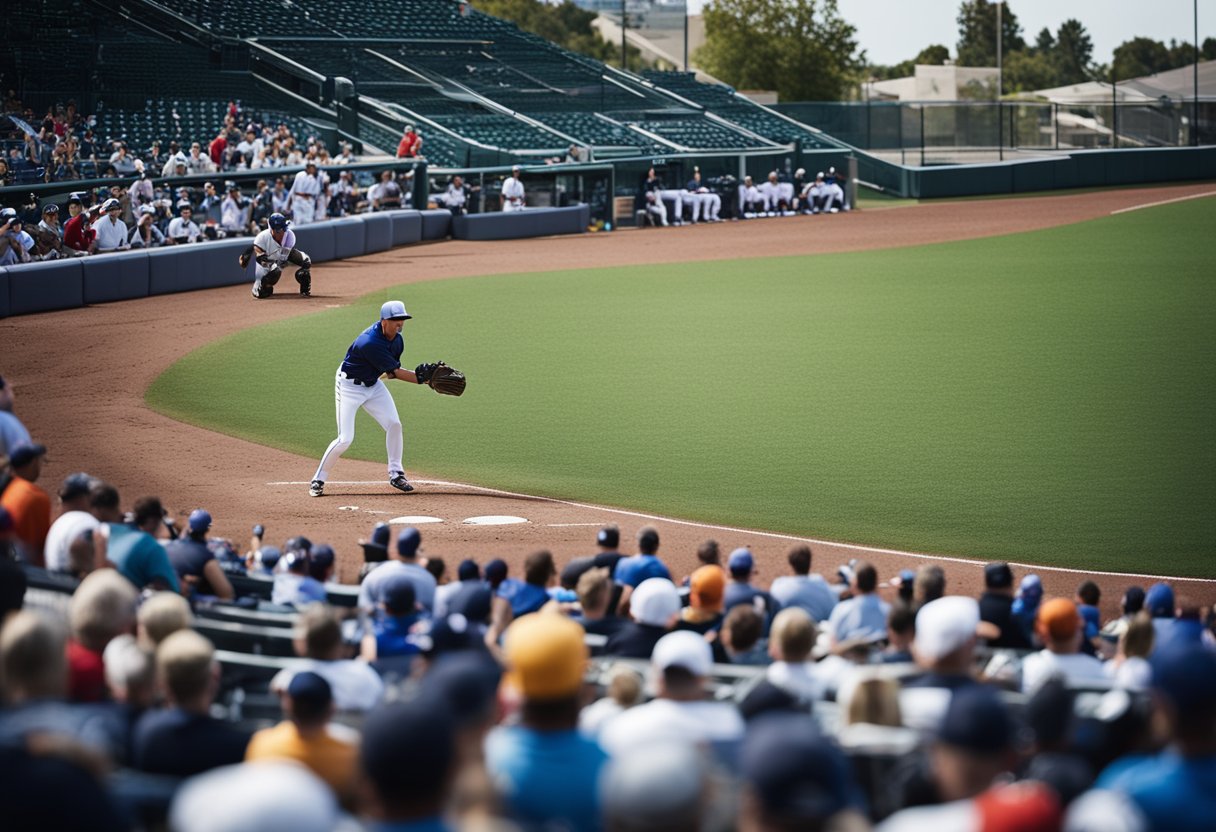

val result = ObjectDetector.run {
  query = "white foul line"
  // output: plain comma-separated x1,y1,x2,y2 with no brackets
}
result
266,479,1215,585
1110,190,1216,215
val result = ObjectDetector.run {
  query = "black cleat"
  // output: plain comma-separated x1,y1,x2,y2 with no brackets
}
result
309,480,324,497
389,474,415,494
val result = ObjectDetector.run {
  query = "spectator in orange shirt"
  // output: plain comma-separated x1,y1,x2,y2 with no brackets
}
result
396,125,421,159
1,443,52,566
245,671,358,804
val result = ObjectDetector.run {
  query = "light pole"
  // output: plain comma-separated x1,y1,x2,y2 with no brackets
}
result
621,0,627,71
996,1,1002,100
1194,0,1200,146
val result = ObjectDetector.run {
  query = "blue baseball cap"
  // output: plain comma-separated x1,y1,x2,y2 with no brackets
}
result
1152,644,1216,714
485,558,508,587
1146,582,1175,618
396,527,422,558
286,670,332,708
7,443,46,468
937,685,1014,753
188,509,212,533
58,472,97,502
380,300,411,321
742,715,862,821
728,547,754,575
457,559,480,581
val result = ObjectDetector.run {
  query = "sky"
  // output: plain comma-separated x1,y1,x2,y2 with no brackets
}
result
683,1,1211,67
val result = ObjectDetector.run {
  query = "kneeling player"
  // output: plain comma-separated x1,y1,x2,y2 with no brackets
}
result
242,213,312,299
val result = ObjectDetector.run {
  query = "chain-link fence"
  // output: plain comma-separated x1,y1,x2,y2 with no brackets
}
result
777,100,1215,165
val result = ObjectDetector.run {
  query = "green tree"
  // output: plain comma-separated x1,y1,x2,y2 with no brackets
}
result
1204,37,1216,61
695,0,863,101
1054,19,1093,84
869,44,949,81
1002,49,1057,92
1034,27,1055,55
916,44,951,66
1110,37,1172,80
474,0,642,68
956,0,1025,67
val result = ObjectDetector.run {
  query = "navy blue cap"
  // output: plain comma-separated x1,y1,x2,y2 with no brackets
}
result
284,535,312,555
383,574,417,614
287,670,332,708
188,509,212,533
308,543,335,581
283,549,310,573
597,526,619,548
424,614,483,657
1152,644,1216,714
937,685,1014,753
370,522,390,548
255,546,281,570
396,527,421,558
457,559,480,582
421,652,502,726
58,472,97,502
1122,585,1146,614
448,584,492,623
984,561,1014,589
361,695,455,803
8,443,46,468
742,715,861,821
484,558,508,587
1146,582,1175,617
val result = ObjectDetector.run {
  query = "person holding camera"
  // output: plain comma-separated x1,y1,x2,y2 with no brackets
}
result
128,205,167,249
33,204,67,260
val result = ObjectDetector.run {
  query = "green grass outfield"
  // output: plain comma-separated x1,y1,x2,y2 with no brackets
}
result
148,198,1216,577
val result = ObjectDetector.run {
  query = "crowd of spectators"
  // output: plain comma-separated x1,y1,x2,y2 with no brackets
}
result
2,382,1214,832
0,95,351,186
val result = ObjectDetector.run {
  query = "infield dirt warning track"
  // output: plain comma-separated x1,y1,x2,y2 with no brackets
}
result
5,182,1215,616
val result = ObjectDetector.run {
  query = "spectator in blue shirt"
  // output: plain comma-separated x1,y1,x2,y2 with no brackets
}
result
723,548,781,629
497,550,556,619
825,561,889,647
1097,645,1216,832
613,526,671,615
486,613,607,831
769,544,837,623
272,548,327,608
105,497,180,593
363,573,425,660
165,509,234,600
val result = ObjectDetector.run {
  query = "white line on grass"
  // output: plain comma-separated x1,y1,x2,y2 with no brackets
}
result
267,479,1215,584
1110,191,1216,215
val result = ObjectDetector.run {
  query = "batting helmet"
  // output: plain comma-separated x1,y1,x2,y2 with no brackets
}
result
268,212,288,231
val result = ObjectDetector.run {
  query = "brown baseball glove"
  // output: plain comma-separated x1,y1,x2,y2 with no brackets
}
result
415,362,466,396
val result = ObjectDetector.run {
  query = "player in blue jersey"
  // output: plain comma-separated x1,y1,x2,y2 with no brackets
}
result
309,300,445,497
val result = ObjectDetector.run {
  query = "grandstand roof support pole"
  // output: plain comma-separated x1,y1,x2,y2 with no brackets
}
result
684,6,689,70
621,0,628,72
1194,0,1200,146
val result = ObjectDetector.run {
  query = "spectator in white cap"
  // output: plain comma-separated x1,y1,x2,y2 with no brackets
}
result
89,198,128,253
170,761,340,832
899,595,989,733
599,629,745,761
604,577,680,659
602,741,711,832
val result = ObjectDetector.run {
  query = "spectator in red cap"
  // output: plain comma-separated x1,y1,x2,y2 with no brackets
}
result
1021,598,1107,693
1,442,52,566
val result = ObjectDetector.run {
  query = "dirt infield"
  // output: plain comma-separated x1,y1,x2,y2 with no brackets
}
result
5,182,1214,616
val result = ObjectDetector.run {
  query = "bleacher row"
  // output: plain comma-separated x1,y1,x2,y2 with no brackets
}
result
3,0,846,180
0,202,590,316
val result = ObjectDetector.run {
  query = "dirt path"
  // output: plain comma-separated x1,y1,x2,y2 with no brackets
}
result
4,182,1214,615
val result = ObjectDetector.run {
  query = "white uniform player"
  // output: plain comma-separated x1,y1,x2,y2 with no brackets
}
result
310,300,439,498
501,166,525,212
289,161,322,224
738,176,763,218
684,169,720,222
250,213,312,299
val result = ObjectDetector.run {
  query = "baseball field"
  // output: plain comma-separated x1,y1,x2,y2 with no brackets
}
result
146,194,1216,578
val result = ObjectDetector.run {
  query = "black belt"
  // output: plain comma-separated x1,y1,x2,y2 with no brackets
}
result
340,373,376,387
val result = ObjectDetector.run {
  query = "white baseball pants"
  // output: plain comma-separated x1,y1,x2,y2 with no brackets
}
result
292,196,316,224
313,371,404,483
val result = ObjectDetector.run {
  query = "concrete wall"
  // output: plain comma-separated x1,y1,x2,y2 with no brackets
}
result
1,206,589,317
